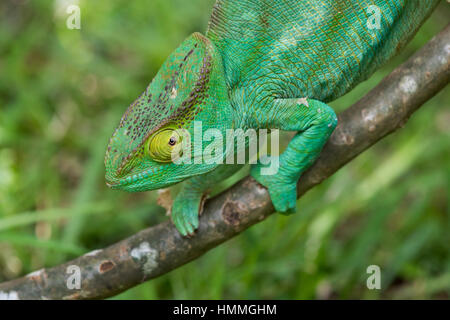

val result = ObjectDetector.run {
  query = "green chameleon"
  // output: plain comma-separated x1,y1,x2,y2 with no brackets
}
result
104,0,438,236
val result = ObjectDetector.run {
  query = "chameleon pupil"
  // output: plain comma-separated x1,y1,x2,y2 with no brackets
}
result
168,137,176,146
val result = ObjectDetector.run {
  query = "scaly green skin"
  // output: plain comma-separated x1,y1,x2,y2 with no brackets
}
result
105,0,438,236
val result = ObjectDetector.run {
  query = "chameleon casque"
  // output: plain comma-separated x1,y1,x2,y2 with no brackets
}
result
104,0,439,236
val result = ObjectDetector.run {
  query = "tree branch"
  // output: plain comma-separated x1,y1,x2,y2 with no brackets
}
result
0,24,448,300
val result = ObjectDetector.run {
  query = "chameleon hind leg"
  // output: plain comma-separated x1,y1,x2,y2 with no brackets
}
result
171,164,243,236
250,98,337,214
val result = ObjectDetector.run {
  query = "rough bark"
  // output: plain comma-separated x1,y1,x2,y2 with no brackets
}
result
0,24,448,300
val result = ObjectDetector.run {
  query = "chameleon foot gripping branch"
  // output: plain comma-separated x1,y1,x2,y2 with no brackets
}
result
104,0,439,236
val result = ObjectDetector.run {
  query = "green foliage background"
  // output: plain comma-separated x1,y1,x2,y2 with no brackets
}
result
0,0,448,299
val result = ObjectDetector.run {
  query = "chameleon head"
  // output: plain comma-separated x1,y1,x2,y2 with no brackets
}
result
104,32,233,192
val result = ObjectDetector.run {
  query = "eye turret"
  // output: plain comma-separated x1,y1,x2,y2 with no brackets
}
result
147,127,182,163
168,136,177,146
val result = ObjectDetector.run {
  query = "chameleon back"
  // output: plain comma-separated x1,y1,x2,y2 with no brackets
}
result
206,0,439,103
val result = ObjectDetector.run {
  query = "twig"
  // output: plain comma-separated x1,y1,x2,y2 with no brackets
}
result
0,24,448,300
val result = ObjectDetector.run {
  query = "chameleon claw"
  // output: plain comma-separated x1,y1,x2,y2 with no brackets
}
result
182,216,196,236
184,211,199,236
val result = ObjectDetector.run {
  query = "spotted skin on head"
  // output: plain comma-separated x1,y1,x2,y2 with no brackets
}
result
105,33,213,178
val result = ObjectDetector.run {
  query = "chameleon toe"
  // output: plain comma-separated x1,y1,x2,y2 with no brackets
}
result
172,212,188,236
269,185,297,215
171,196,200,237
182,214,197,236
251,162,298,215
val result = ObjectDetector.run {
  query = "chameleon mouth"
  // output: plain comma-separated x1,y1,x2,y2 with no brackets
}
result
105,168,156,189
105,175,121,189
105,179,120,189
105,171,129,189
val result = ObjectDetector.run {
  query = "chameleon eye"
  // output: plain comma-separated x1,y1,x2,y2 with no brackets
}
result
168,136,177,146
147,128,181,163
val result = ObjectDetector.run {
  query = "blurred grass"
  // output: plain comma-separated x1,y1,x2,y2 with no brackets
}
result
0,0,449,299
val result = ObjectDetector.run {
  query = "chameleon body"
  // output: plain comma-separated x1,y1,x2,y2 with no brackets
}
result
105,0,438,236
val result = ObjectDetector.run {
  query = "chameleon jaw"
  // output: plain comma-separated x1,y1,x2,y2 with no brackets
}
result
105,168,154,189
105,164,185,192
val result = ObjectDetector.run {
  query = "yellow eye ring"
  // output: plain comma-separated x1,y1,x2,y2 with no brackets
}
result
147,127,182,163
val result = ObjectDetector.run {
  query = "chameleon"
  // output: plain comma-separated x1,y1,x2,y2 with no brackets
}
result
104,0,439,236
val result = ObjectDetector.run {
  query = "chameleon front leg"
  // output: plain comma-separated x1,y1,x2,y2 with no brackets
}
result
250,98,337,214
171,164,243,236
